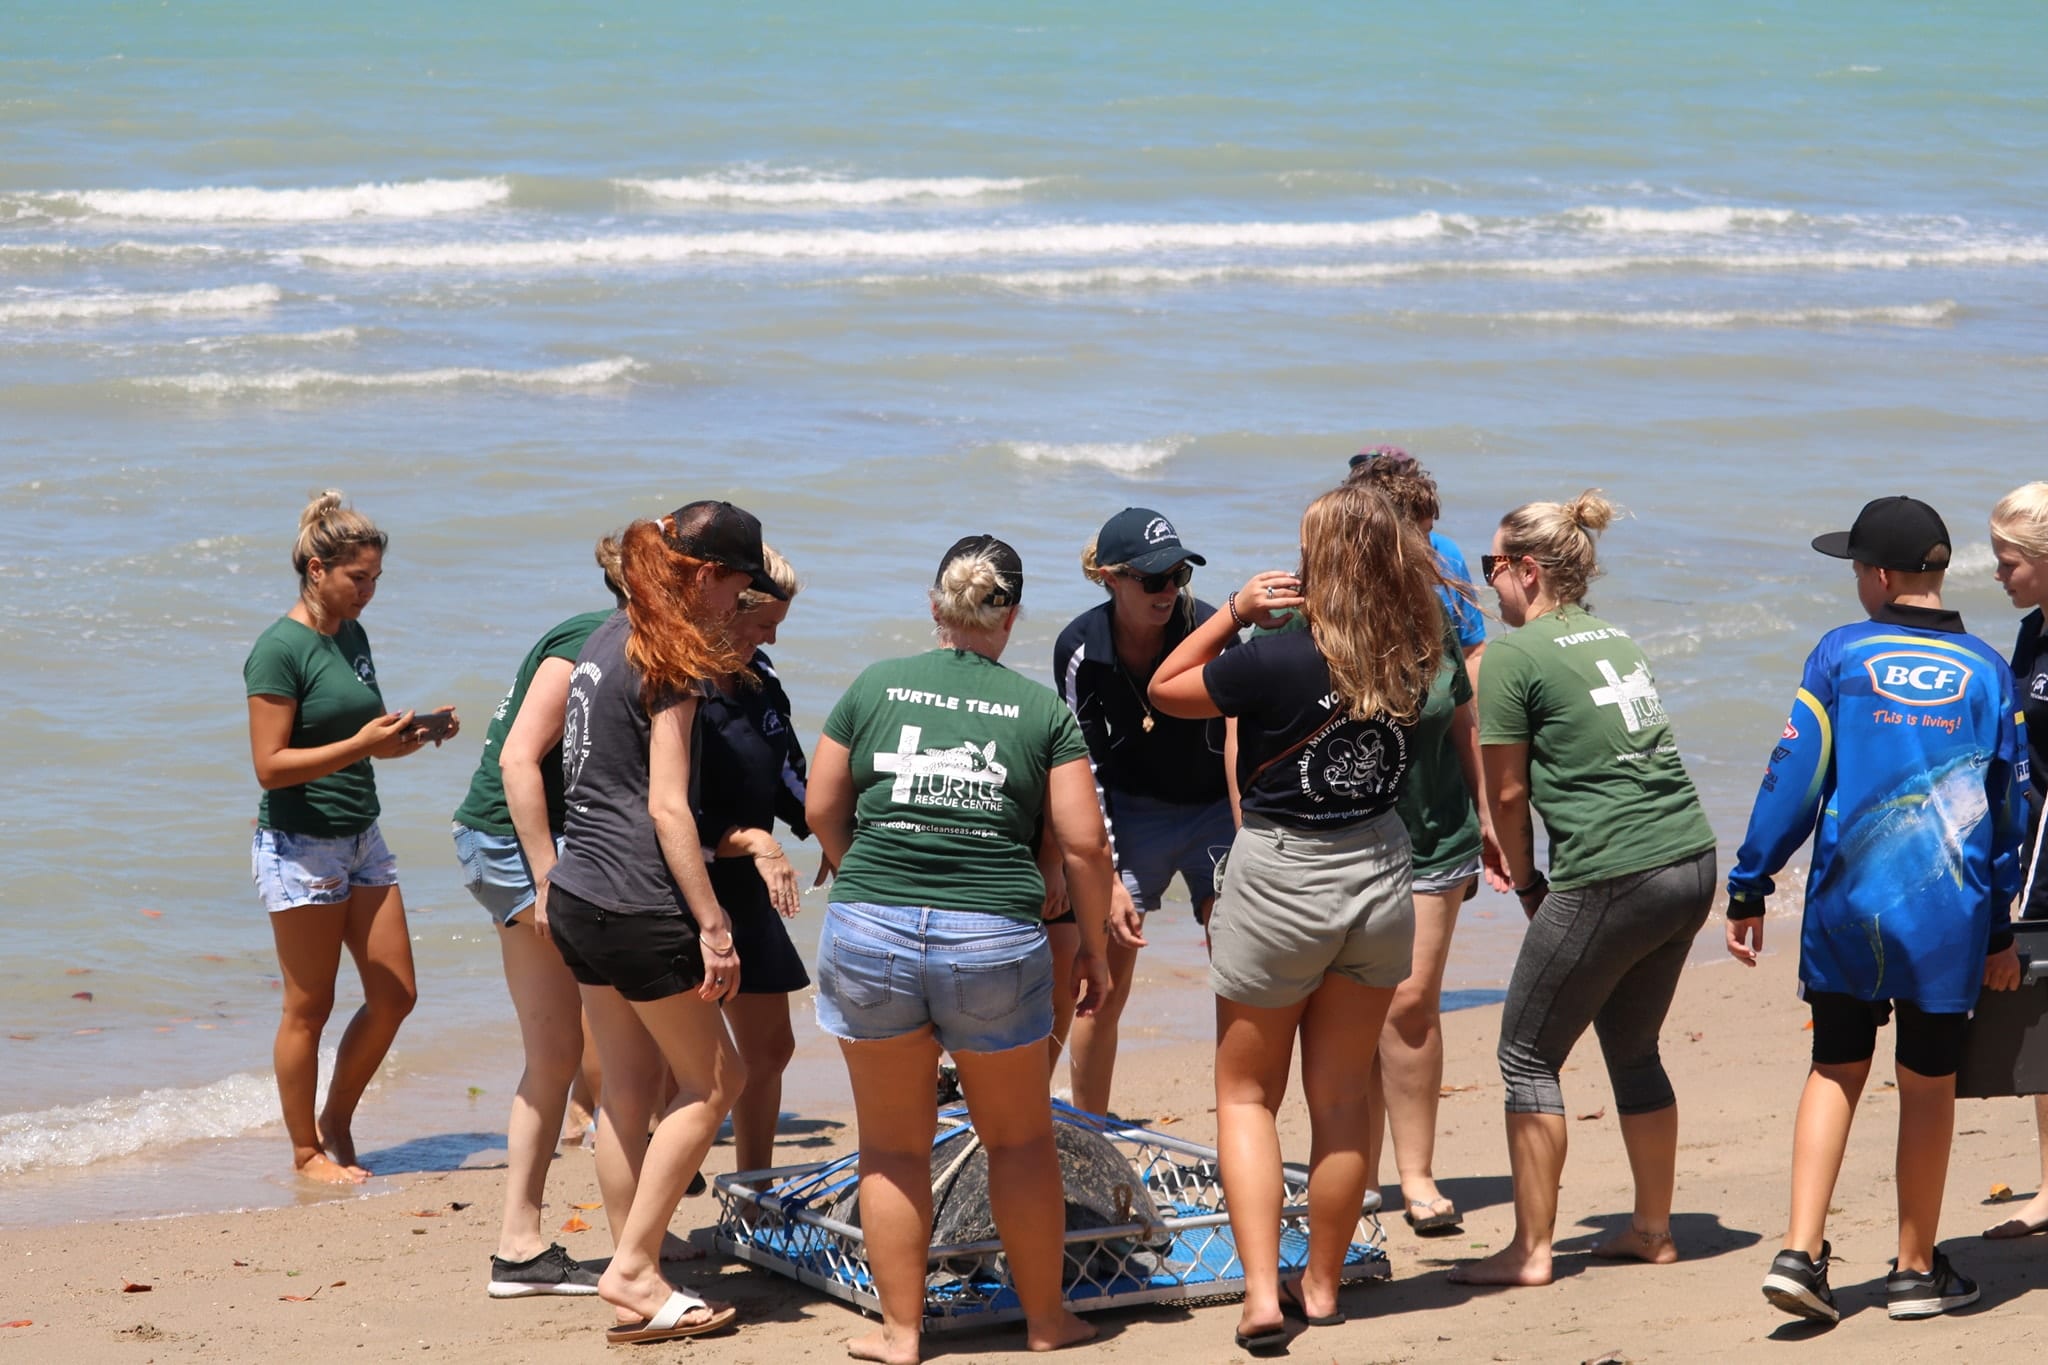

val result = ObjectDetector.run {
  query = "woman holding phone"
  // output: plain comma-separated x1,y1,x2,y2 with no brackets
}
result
244,490,458,1184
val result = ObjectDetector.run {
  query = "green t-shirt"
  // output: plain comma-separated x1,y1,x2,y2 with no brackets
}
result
823,648,1090,922
243,616,386,837
453,610,613,837
1399,640,1481,875
1477,605,1715,889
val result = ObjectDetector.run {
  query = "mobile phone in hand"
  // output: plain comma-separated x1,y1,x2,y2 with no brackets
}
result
410,708,457,742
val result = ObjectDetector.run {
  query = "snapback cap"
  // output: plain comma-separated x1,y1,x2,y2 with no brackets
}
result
662,500,788,599
935,534,1023,607
1095,507,1207,575
1811,496,1951,573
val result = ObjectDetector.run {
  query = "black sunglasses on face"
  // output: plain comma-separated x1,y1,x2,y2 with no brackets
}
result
1120,563,1194,593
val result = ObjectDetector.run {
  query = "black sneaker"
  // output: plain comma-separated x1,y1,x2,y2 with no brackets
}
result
1886,1250,1979,1319
1761,1241,1839,1324
487,1243,602,1298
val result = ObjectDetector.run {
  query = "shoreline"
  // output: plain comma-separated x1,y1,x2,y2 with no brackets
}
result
11,933,2047,1361
0,877,1724,1230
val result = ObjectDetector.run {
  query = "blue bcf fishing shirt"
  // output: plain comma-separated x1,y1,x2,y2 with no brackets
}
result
1728,604,2028,1013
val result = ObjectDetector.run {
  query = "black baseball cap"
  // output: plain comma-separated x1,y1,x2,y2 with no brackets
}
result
935,534,1023,607
1811,496,1951,573
662,500,788,599
1095,507,1207,575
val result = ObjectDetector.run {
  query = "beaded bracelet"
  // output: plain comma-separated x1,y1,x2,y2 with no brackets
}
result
1226,591,1249,628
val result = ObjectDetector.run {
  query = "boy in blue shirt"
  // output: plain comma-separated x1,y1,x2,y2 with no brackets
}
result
1726,496,2026,1324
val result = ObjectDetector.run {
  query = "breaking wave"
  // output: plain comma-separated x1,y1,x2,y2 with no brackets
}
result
0,283,282,323
132,356,640,396
3,178,511,222
619,174,1040,205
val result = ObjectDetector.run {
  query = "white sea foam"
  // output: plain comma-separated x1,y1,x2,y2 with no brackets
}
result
1006,439,1181,475
914,245,2048,292
0,283,282,323
1478,301,1959,328
290,214,1458,269
1566,205,1803,233
620,174,1040,205
8,178,510,222
1948,541,1997,577
0,240,229,265
135,356,640,396
0,1053,330,1175
189,326,361,352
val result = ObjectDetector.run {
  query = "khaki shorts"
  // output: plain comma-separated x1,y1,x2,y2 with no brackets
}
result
1209,810,1414,1008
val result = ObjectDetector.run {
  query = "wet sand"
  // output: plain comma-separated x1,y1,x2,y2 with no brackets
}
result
9,926,2048,1362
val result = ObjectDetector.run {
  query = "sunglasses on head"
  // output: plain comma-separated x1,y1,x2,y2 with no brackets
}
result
1120,563,1194,593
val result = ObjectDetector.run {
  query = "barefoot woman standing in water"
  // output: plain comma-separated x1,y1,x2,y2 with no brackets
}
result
244,490,457,1183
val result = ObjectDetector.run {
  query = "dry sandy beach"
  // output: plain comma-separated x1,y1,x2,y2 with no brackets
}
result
9,931,2048,1363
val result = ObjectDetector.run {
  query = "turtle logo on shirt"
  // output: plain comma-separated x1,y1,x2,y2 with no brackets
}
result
352,654,376,686
874,725,1010,813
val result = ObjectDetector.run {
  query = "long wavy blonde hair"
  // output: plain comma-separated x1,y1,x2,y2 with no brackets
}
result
1299,482,1443,724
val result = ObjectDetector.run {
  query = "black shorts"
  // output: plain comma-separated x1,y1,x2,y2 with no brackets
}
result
711,859,811,995
547,884,705,1002
1807,990,1970,1078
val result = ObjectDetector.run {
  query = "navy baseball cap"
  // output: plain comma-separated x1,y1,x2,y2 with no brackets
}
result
935,534,1023,607
1811,496,1951,573
663,500,788,599
1094,507,1207,575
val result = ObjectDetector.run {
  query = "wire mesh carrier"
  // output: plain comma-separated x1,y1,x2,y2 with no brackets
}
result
710,1100,1389,1331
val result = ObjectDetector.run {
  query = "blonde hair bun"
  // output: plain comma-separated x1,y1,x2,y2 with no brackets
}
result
1563,489,1617,534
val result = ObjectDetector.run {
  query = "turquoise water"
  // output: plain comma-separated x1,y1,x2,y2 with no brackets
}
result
4,3,2045,1220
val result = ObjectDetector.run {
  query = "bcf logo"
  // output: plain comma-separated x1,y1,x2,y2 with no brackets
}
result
1865,651,1971,707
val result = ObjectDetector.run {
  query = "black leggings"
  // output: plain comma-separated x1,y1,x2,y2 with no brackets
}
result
1497,849,1716,1117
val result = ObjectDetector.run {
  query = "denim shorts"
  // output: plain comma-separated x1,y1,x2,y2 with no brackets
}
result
451,822,564,928
815,901,1053,1054
1110,790,1236,915
251,824,398,914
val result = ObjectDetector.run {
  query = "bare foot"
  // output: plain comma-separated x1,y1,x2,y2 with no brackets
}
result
316,1114,363,1171
1592,1224,1678,1264
1025,1308,1095,1352
598,1258,699,1327
1984,1191,2048,1239
562,1102,597,1148
1448,1243,1553,1286
846,1325,919,1364
660,1231,706,1263
294,1151,368,1186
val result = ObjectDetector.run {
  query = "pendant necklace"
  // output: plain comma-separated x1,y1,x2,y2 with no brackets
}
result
1113,652,1157,733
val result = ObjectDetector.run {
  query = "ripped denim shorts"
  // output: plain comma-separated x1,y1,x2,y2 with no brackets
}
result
252,824,398,913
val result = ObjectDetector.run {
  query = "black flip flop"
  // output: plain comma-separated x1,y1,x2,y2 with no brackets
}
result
1279,1277,1344,1327
1233,1322,1289,1355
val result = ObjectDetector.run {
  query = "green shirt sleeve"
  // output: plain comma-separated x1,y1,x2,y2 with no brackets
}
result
1048,697,1089,767
243,627,301,700
1477,638,1533,744
823,676,863,747
1446,632,1472,708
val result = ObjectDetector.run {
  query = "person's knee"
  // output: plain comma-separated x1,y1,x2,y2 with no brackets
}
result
280,988,336,1031
370,976,418,1022
1497,1041,1564,1115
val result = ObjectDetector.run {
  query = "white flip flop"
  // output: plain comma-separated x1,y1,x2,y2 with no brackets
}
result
605,1289,737,1346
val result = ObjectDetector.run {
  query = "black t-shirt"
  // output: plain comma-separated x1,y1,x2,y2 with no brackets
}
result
2013,609,2048,799
1053,598,1233,808
550,611,703,916
1204,627,1414,831
696,648,810,849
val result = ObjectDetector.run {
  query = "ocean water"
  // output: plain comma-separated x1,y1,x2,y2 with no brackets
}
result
3,2,2045,1223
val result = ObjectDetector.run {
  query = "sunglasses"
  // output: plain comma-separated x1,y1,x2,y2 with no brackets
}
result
1119,563,1194,593
1481,553,1513,581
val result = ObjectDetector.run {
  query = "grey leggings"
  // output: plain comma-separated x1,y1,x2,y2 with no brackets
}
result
1497,848,1716,1117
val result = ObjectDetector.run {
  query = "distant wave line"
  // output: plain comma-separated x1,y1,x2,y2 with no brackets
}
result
132,356,640,396
1468,301,1959,327
904,246,2048,291
0,283,282,322
287,214,1459,268
2,178,510,223
619,174,1041,205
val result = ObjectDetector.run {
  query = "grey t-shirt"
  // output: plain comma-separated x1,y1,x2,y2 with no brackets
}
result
549,611,702,915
